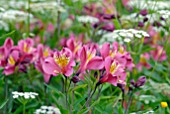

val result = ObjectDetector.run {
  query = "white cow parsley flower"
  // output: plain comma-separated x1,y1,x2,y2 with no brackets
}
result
0,10,33,22
0,20,9,31
77,15,99,23
34,106,61,114
99,29,149,44
128,0,170,10
12,91,38,99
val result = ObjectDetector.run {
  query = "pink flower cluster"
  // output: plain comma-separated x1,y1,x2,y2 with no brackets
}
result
0,37,134,86
0,38,35,75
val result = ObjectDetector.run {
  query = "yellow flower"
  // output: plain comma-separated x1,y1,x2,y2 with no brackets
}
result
161,102,168,108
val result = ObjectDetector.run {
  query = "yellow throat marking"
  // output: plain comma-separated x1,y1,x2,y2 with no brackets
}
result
8,56,15,65
54,54,70,68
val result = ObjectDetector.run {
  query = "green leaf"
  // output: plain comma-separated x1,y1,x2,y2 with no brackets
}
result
0,30,15,39
44,83,64,97
77,107,90,114
74,95,87,107
73,84,87,91
0,99,9,109
113,19,121,29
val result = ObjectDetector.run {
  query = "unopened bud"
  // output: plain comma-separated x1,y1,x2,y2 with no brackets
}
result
140,9,148,16
19,65,27,73
71,76,80,83
130,79,135,86
117,83,125,92
103,14,115,20
138,22,144,27
135,76,146,87
143,17,148,22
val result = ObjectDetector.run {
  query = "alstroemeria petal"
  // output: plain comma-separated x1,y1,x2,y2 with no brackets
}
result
100,43,110,58
87,57,104,70
3,66,15,75
106,74,118,86
44,74,51,83
42,57,60,76
64,67,73,77
104,57,112,73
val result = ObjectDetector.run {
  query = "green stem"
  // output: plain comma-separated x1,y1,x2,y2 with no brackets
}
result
23,103,26,114
65,77,68,109
44,84,49,105
80,84,97,111
3,77,8,114
124,90,133,114
57,0,61,40
95,85,103,100
27,0,31,37
70,83,75,114
86,86,97,107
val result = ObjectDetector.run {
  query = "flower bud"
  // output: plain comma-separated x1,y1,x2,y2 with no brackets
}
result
135,76,146,87
117,83,125,92
140,9,148,16
71,76,80,83
102,23,115,32
19,65,27,73
130,79,135,86
153,21,162,27
138,22,144,27
143,17,148,22
160,16,165,21
103,14,115,20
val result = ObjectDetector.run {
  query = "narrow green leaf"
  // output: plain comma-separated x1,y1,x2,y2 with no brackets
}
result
73,84,87,91
0,30,15,39
0,99,9,109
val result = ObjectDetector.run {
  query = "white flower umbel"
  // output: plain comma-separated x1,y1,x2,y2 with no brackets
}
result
12,91,38,114
128,0,170,10
30,2,65,13
121,12,162,25
158,10,170,19
29,1,65,21
0,1,25,9
0,7,5,12
77,15,99,23
34,106,61,114
0,10,33,22
0,20,9,31
73,0,102,3
12,91,38,99
99,29,149,44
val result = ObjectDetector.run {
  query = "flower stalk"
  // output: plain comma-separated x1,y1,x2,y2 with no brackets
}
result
124,90,133,114
23,103,26,114
27,0,31,37
57,0,61,40
3,77,8,114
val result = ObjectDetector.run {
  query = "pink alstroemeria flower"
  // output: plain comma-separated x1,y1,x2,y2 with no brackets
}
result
18,38,36,63
66,38,82,59
78,45,104,73
100,42,134,71
0,38,14,67
100,57,126,86
47,22,54,33
136,53,151,71
1,38,32,75
42,48,75,77
18,38,36,54
36,44,53,59
150,45,166,61
3,49,20,75
0,47,5,67
4,38,14,56
35,44,53,83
